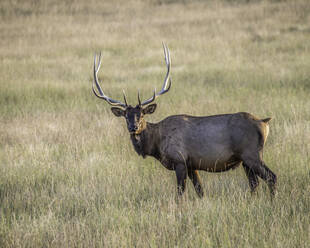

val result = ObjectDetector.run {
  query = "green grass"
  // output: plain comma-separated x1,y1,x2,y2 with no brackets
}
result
0,0,310,247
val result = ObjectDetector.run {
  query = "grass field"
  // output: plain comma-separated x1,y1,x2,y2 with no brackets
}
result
0,0,310,247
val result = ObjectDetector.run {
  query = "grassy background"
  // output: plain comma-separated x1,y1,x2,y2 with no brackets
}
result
0,0,310,247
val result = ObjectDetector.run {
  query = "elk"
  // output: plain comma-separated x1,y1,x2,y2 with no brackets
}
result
91,43,277,198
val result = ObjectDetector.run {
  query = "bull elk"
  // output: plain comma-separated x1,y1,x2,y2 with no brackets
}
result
91,43,277,198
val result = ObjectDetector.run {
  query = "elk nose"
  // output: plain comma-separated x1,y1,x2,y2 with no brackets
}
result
129,126,138,133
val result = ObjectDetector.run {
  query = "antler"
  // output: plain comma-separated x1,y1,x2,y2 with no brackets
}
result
92,52,128,108
140,42,172,106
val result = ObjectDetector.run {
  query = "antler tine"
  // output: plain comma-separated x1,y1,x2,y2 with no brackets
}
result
92,52,127,108
138,91,142,106
139,89,156,106
122,90,128,106
160,42,171,92
141,43,172,106
93,52,104,96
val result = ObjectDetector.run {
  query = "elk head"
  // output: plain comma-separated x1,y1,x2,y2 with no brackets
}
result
92,43,172,135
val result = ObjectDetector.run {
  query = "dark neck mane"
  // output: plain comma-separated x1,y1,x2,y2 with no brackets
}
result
130,122,159,159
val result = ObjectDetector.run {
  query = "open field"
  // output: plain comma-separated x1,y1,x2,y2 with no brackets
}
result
0,0,310,247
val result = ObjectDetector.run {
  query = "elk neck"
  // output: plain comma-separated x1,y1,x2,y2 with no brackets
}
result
130,122,160,159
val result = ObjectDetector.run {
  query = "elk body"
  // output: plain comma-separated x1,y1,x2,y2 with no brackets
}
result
92,44,277,198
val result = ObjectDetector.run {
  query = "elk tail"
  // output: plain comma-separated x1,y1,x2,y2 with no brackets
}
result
261,117,272,123
259,117,272,148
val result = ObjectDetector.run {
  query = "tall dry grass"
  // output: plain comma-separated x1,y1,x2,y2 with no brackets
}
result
0,0,310,247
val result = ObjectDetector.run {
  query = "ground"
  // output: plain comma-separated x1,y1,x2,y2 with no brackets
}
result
0,0,309,247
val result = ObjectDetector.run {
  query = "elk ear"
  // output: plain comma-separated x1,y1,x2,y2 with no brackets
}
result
111,107,125,117
142,104,157,115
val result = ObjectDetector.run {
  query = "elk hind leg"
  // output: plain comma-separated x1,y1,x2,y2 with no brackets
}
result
243,163,259,194
242,155,277,197
188,169,204,198
260,162,277,197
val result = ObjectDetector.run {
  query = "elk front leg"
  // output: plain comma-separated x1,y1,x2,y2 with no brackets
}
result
175,163,187,196
188,169,204,198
